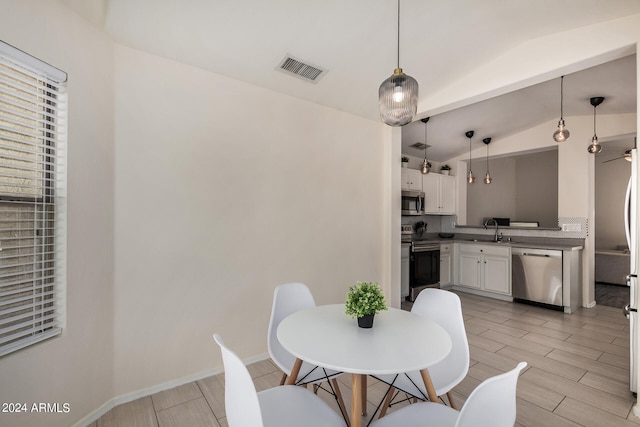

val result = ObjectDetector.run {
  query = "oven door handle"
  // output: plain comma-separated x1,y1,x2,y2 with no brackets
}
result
412,247,440,253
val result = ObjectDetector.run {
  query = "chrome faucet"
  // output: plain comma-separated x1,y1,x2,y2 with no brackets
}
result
483,218,501,242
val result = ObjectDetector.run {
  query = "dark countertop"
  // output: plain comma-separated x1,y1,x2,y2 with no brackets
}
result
402,234,584,251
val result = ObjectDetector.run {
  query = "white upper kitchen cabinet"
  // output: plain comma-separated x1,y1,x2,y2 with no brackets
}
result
401,168,423,191
423,173,455,214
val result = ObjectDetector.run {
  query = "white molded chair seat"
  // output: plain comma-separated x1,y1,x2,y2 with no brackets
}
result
373,289,469,409
370,362,527,427
214,333,345,427
268,282,343,385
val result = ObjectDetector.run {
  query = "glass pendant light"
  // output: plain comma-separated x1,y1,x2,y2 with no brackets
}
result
421,117,430,174
483,138,492,184
466,131,475,183
587,96,604,154
553,76,570,143
379,0,418,127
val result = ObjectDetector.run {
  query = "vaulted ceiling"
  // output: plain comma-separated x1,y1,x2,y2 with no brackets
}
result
61,0,639,161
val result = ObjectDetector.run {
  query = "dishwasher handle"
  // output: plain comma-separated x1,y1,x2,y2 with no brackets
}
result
512,248,562,259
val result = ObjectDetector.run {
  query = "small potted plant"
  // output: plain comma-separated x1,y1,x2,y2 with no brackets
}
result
440,164,451,175
345,281,388,328
401,156,409,168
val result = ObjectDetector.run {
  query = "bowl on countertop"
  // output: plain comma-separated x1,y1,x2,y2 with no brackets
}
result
438,233,455,239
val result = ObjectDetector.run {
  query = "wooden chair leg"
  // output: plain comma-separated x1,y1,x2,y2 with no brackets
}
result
279,372,287,386
332,378,350,427
378,387,395,419
446,391,458,410
285,358,303,385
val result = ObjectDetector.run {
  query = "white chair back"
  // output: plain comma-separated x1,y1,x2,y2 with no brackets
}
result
456,361,527,427
213,334,264,427
412,289,470,394
267,282,316,374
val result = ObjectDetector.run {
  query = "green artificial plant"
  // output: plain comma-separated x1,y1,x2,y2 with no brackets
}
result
345,281,388,318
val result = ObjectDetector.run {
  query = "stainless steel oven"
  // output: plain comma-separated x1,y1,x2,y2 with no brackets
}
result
409,241,440,301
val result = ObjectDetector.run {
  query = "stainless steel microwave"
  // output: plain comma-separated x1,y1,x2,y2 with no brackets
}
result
402,190,424,216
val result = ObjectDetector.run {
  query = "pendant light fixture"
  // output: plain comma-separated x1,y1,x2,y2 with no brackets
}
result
587,96,605,154
552,76,570,143
379,0,418,127
421,117,430,174
466,130,475,184
483,137,492,184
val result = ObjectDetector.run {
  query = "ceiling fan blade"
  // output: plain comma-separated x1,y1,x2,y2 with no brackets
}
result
602,156,625,163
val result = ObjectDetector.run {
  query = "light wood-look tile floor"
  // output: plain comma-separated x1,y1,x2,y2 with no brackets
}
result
90,291,640,427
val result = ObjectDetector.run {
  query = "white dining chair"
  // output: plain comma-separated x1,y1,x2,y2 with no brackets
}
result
213,334,346,427
373,288,469,416
267,282,348,419
370,361,527,427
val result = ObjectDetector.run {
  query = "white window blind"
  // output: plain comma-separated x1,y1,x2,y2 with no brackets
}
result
0,41,67,357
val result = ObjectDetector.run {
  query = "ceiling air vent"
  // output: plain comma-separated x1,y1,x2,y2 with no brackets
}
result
277,55,327,83
410,142,429,150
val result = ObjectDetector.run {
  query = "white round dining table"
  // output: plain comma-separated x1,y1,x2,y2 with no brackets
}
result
277,304,452,427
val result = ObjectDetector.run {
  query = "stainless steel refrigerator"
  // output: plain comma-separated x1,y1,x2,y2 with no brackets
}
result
624,149,639,401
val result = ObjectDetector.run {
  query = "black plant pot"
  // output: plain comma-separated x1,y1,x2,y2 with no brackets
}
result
357,313,375,328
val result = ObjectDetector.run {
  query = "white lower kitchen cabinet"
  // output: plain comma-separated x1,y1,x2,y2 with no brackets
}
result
455,243,511,300
440,243,452,287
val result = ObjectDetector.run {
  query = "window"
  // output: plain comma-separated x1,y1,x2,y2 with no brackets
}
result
0,41,67,357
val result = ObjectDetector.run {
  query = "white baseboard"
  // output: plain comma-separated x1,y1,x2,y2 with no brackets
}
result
72,352,270,427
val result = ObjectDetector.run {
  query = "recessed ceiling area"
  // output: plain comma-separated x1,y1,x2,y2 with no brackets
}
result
401,54,637,162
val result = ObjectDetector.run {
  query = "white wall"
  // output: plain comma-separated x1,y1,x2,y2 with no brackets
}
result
466,157,517,225
0,1,115,426
112,45,387,395
515,150,558,227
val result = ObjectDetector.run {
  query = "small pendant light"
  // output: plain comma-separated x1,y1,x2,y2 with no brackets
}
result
587,96,605,154
421,117,430,174
378,0,418,126
483,137,492,184
466,130,476,184
553,76,570,143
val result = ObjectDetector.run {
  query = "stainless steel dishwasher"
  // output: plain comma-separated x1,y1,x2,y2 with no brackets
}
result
512,248,563,307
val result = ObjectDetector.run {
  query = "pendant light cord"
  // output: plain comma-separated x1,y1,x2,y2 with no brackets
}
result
560,76,564,119
424,120,427,160
396,0,400,68
486,145,489,169
593,104,597,139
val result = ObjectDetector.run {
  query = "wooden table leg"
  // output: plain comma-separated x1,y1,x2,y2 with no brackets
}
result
419,368,440,403
285,358,303,385
351,374,362,427
361,375,367,416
